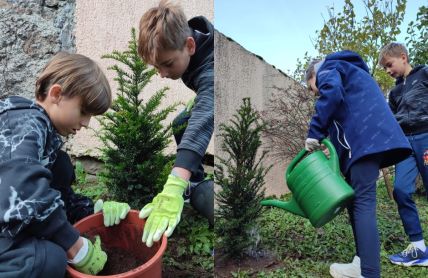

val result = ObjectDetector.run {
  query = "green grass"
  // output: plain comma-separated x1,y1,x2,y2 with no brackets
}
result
255,180,428,277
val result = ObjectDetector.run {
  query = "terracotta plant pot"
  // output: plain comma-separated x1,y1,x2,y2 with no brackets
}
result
66,210,167,278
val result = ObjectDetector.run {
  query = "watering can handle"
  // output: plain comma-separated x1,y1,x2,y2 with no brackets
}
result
286,138,340,181
322,139,340,173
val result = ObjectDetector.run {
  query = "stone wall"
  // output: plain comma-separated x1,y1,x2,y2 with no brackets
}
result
0,0,75,99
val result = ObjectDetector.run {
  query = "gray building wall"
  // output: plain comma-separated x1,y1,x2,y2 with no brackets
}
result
215,31,304,196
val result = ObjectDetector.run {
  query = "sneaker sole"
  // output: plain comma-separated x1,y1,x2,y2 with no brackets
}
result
390,259,428,267
329,268,360,278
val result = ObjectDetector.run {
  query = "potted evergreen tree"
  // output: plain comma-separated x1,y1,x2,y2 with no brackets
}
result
98,28,176,208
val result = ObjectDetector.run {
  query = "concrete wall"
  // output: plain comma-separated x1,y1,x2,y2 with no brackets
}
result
215,31,304,196
69,0,214,157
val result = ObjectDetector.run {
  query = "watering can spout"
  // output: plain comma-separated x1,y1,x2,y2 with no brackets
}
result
261,198,306,218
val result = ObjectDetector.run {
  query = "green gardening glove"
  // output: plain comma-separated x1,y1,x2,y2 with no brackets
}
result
73,236,107,275
139,174,188,247
94,200,130,227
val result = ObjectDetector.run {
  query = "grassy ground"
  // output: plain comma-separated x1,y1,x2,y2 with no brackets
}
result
249,180,428,277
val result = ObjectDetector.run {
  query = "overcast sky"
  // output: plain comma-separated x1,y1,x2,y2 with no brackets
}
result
215,0,424,73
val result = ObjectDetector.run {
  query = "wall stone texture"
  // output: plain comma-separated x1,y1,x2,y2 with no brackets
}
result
0,0,75,100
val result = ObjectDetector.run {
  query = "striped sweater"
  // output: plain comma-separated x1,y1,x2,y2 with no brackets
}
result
175,16,214,174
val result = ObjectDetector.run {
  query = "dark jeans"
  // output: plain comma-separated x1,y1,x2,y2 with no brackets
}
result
346,154,382,278
393,132,428,241
51,150,94,224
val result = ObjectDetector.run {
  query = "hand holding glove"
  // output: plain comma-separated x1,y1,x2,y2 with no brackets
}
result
70,236,107,275
305,138,321,152
139,174,188,247
94,200,130,227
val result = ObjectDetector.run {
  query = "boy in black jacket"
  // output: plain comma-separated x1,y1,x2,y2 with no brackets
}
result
379,42,428,267
0,52,128,276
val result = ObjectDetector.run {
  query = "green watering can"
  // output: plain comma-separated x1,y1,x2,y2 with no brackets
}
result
261,139,354,228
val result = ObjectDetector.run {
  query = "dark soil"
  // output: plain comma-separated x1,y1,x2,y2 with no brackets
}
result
98,246,143,275
82,233,147,276
214,249,284,277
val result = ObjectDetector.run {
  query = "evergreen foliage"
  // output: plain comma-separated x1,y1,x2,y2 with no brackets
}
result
215,98,271,258
98,28,176,208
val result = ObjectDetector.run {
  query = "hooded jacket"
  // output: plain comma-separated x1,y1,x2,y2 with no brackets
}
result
308,50,411,175
174,16,214,176
0,96,79,253
389,65,428,135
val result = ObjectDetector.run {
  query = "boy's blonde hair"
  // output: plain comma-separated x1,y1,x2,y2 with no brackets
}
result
35,52,112,115
138,0,191,64
378,42,409,66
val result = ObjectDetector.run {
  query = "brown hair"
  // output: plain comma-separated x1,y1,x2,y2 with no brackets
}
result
378,42,409,66
35,52,112,115
138,0,191,64
305,58,322,83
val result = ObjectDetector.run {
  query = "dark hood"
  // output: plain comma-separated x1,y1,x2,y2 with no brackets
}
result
0,96,45,115
181,16,214,89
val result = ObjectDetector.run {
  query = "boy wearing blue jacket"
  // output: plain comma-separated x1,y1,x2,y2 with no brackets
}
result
136,0,214,248
379,42,428,266
0,52,128,277
305,50,411,278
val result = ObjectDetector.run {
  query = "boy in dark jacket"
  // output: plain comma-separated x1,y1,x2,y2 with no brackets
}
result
305,50,411,278
0,52,128,277
379,42,428,266
136,0,214,248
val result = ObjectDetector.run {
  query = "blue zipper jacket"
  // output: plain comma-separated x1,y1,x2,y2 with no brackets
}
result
308,50,411,175
0,96,79,253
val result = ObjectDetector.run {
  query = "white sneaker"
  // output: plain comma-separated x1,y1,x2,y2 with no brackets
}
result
330,256,361,278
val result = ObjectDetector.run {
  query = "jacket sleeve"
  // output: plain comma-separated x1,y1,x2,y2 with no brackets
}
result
307,68,344,140
0,111,79,251
388,91,398,114
175,67,214,173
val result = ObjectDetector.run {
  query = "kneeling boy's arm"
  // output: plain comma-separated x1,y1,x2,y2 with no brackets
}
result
175,72,213,172
0,113,79,250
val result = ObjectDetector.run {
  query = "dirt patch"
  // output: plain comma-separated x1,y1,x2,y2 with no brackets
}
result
215,249,284,277
82,234,147,275
98,246,144,275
